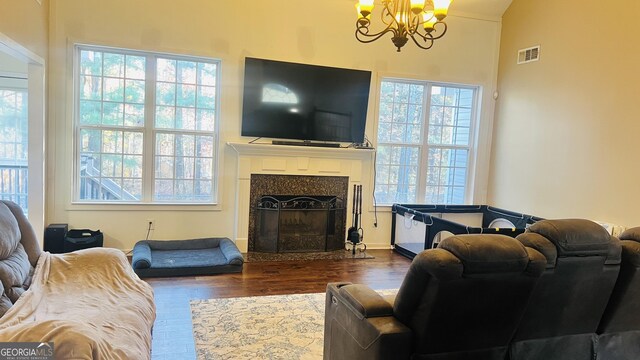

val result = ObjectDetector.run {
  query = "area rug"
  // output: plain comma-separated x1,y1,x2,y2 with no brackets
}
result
244,249,374,262
191,290,395,360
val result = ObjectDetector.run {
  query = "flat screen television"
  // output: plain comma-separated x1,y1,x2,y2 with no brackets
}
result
241,57,372,144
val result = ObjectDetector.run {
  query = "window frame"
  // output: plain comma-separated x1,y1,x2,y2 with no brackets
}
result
72,44,221,205
374,77,479,206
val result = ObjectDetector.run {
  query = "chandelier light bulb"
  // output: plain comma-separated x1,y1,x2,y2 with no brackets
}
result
358,0,374,16
410,0,425,14
423,11,437,31
356,5,370,26
433,0,453,20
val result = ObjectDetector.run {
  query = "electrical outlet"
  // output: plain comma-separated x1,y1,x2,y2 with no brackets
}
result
146,219,155,230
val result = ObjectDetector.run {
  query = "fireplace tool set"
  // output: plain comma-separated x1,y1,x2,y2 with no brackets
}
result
346,184,367,255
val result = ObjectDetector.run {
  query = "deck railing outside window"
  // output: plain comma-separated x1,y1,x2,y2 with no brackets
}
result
0,163,28,214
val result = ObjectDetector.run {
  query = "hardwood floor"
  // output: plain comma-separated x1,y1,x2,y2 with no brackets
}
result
147,249,411,360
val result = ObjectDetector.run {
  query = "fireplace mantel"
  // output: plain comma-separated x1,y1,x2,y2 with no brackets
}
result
228,141,374,252
227,142,374,159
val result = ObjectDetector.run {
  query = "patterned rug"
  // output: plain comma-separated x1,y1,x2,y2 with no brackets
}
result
244,249,374,262
190,290,395,360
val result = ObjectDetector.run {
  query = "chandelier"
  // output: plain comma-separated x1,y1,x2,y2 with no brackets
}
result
355,0,453,52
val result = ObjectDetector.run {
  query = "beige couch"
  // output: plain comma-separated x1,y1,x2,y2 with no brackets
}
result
0,201,156,359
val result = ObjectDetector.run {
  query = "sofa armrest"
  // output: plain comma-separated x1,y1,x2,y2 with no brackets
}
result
335,284,393,319
219,239,244,266
132,242,152,269
324,283,412,360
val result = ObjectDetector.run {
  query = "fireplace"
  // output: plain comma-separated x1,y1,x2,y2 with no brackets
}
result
248,175,349,252
255,195,345,253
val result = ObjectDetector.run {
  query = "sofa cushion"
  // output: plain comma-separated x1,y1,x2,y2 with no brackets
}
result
1,201,41,267
620,227,640,242
527,219,611,257
0,203,20,260
438,234,530,274
0,243,31,303
517,232,558,268
0,201,41,317
132,242,152,269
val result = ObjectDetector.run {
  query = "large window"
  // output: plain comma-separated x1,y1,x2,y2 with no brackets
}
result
375,79,477,205
75,45,219,203
0,88,28,212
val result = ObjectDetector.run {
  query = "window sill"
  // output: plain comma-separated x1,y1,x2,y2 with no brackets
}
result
66,202,222,212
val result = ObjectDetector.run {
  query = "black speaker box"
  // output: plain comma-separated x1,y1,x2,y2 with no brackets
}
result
44,223,68,254
64,229,103,252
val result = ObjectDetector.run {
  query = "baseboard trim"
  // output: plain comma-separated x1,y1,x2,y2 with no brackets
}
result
235,238,248,253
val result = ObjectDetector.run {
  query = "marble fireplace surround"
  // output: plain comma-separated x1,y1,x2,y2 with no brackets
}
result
228,142,374,253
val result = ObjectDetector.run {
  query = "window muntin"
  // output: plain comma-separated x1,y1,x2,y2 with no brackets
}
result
153,132,214,202
75,46,219,203
375,79,477,205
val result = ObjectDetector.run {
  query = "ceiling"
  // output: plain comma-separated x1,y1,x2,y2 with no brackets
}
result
449,0,514,20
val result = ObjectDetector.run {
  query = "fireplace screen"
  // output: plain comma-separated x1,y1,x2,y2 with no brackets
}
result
255,195,345,253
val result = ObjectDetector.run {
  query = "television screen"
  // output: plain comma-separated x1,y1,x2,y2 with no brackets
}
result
241,57,372,144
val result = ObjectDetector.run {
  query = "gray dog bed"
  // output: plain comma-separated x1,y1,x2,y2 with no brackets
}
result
132,237,244,278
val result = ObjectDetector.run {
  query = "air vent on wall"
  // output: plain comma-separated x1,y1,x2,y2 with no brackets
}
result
517,45,540,64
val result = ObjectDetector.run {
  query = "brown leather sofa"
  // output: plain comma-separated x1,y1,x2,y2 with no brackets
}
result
596,226,640,359
324,219,633,360
324,234,547,360
509,219,621,360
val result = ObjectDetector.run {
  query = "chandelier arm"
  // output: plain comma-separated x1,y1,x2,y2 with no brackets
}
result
408,32,435,50
428,22,448,40
408,13,421,35
380,1,396,26
355,23,398,44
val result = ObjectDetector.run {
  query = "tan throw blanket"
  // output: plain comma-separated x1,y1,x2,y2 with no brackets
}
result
0,248,156,359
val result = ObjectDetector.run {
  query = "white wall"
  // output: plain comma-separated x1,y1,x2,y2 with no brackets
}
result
0,1,48,243
48,0,503,250
489,0,640,228
0,0,48,61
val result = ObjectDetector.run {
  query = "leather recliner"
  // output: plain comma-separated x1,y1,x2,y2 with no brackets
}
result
323,234,546,360
596,226,640,359
510,219,622,360
0,200,42,316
